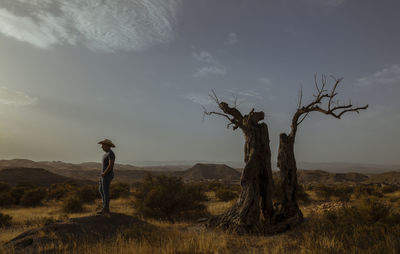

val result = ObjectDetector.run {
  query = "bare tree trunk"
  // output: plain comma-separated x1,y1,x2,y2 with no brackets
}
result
272,133,303,225
209,122,273,234
204,99,274,234
272,75,368,228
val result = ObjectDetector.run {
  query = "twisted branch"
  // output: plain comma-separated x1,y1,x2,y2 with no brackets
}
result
290,75,368,138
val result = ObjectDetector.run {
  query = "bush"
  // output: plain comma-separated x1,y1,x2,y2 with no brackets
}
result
0,191,16,206
353,184,383,198
62,196,84,213
75,185,98,204
0,212,12,228
207,182,225,192
215,188,237,201
10,187,25,204
111,182,130,199
0,182,11,193
297,184,311,203
313,184,353,201
292,197,400,253
19,188,46,207
47,183,75,200
381,184,399,194
9,183,40,205
133,175,209,222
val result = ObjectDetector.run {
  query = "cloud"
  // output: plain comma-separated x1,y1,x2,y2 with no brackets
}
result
308,0,347,6
324,0,347,6
0,87,38,106
356,64,400,87
192,50,217,64
226,89,264,100
193,66,226,78
182,93,213,105
225,32,238,45
258,77,271,85
0,0,180,52
191,49,226,78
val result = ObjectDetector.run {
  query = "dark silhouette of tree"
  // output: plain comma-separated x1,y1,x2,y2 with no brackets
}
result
204,91,274,234
204,75,368,235
273,75,368,226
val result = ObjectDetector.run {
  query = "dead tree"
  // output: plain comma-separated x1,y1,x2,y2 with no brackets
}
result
273,75,368,225
204,91,274,234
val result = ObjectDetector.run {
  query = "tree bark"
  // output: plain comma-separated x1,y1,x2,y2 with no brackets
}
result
272,133,303,226
206,107,274,234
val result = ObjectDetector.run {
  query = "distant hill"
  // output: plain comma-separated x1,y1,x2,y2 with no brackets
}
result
297,170,369,184
1,159,399,185
0,167,92,186
366,171,400,185
297,162,400,174
183,163,241,182
0,159,174,172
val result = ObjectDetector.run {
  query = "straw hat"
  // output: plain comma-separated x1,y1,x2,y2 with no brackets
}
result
98,139,115,148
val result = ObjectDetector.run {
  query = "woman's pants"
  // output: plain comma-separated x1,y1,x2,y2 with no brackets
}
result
99,172,114,210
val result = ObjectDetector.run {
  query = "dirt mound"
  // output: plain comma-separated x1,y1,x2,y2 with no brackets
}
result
0,167,92,186
183,163,241,182
5,213,152,253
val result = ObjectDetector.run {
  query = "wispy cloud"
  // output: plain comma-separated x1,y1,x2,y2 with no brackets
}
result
0,87,38,106
225,32,238,45
226,89,264,100
193,66,226,78
192,49,226,78
182,92,213,105
308,0,347,6
323,0,347,6
0,0,180,52
258,77,271,84
192,50,217,64
356,64,400,87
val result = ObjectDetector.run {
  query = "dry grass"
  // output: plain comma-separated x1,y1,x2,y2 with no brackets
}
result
1,188,400,254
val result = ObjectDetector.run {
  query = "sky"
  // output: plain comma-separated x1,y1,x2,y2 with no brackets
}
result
0,0,399,166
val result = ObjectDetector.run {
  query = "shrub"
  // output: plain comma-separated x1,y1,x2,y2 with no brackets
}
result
133,175,209,222
353,184,383,198
0,191,16,206
0,212,12,228
19,188,46,207
207,182,225,192
9,183,40,205
76,185,98,204
47,183,75,200
10,187,25,204
381,184,399,194
215,188,237,201
0,182,11,193
62,196,84,213
313,184,353,201
292,197,400,254
111,182,130,199
297,184,311,203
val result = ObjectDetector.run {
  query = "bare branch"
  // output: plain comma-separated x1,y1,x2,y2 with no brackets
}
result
297,85,303,110
289,75,368,138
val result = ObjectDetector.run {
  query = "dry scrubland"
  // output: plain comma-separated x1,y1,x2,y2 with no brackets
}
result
1,178,400,254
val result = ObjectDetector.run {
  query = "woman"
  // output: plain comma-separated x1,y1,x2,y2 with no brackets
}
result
97,139,116,215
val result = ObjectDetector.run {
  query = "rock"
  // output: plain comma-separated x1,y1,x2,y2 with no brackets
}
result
196,218,209,223
5,213,152,253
